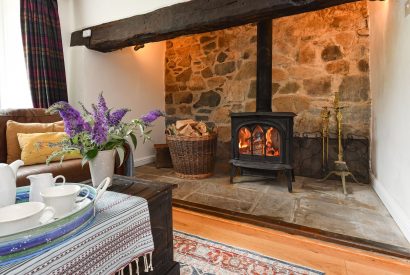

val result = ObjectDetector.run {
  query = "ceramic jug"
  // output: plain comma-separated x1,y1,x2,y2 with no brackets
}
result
27,173,66,202
0,160,24,207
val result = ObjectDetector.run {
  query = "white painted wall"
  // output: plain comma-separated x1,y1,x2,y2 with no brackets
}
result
369,0,410,242
57,0,188,165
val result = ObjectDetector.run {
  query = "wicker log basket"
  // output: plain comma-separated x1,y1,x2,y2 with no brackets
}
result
166,133,217,179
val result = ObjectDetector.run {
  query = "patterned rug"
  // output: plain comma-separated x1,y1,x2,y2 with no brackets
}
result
174,231,324,275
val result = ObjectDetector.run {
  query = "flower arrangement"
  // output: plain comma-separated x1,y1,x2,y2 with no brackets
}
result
46,93,163,166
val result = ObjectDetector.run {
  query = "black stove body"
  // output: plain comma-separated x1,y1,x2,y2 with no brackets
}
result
230,112,296,192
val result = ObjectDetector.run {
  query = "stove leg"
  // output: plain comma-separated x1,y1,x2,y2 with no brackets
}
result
230,164,235,184
285,170,293,193
291,169,295,182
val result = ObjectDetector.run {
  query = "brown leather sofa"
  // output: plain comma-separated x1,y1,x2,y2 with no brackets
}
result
0,108,130,187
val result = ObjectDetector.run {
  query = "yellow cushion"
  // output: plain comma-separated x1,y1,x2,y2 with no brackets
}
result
17,132,82,166
6,120,65,163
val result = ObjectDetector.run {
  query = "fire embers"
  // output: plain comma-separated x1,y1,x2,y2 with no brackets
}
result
238,125,280,157
266,127,280,157
238,128,251,155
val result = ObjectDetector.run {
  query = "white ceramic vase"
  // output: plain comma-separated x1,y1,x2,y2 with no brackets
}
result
89,149,115,188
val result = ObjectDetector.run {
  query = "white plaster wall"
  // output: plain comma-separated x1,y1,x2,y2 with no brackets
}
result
369,0,410,241
57,0,189,165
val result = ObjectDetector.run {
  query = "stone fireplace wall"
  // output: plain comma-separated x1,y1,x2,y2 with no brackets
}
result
164,2,370,181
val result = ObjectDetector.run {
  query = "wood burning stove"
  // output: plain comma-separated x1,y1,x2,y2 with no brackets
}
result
229,20,295,192
230,112,296,192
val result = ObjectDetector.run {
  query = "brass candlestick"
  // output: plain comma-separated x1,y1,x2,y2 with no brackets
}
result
320,107,330,172
319,92,360,195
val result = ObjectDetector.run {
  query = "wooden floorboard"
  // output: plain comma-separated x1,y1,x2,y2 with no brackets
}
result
173,207,410,275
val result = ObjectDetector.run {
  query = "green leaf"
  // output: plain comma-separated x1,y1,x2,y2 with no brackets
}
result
85,148,98,160
81,157,89,167
129,133,137,149
116,146,125,166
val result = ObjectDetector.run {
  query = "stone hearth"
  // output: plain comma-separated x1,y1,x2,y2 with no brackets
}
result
135,163,410,250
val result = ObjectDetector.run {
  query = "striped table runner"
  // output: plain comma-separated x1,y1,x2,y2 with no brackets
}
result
0,191,154,275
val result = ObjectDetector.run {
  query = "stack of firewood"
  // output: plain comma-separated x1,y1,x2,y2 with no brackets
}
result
166,119,215,137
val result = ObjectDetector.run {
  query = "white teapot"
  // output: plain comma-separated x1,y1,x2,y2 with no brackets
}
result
0,160,24,207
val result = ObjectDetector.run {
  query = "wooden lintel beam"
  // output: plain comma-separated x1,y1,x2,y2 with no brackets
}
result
70,0,360,53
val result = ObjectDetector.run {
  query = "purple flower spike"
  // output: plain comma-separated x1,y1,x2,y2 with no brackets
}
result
97,93,108,115
108,108,130,127
50,101,88,138
141,110,164,125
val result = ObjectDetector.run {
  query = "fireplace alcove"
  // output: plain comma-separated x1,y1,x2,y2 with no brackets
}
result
70,0,410,261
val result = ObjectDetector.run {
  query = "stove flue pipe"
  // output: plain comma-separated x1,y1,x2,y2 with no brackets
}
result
256,19,273,113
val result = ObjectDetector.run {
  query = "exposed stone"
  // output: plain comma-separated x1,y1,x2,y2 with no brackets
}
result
201,67,213,78
176,68,192,82
358,59,369,72
193,91,221,108
217,126,231,143
326,60,350,75
165,84,179,92
294,112,322,133
339,76,369,102
187,76,206,91
272,53,293,66
165,106,176,115
195,115,209,121
207,77,226,89
210,107,231,124
165,93,173,104
235,61,256,80
288,66,322,80
217,52,228,63
167,60,176,68
279,82,300,94
335,32,355,51
174,92,193,104
203,42,216,52
271,68,289,82
270,84,279,95
248,80,256,98
177,105,192,115
232,104,243,112
215,61,236,76
177,55,191,67
303,76,332,96
321,45,343,61
298,44,316,64
245,101,256,112
165,1,370,161
200,36,215,44
226,80,247,102
272,95,310,113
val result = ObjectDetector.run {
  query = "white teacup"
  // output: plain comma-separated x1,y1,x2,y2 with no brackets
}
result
28,173,66,203
40,185,90,218
0,202,55,236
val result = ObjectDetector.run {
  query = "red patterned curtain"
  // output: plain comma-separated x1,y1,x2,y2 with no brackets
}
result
20,0,68,108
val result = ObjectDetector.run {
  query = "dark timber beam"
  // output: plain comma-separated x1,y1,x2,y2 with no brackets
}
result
256,20,273,113
71,0,360,52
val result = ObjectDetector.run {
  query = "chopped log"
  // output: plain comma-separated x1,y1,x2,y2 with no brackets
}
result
70,0,359,53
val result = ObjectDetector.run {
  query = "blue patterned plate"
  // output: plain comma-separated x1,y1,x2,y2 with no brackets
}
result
0,183,101,265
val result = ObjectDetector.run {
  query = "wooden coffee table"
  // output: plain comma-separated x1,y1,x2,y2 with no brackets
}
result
83,175,180,275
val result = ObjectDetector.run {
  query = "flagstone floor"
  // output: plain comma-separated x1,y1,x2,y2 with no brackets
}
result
134,163,410,250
